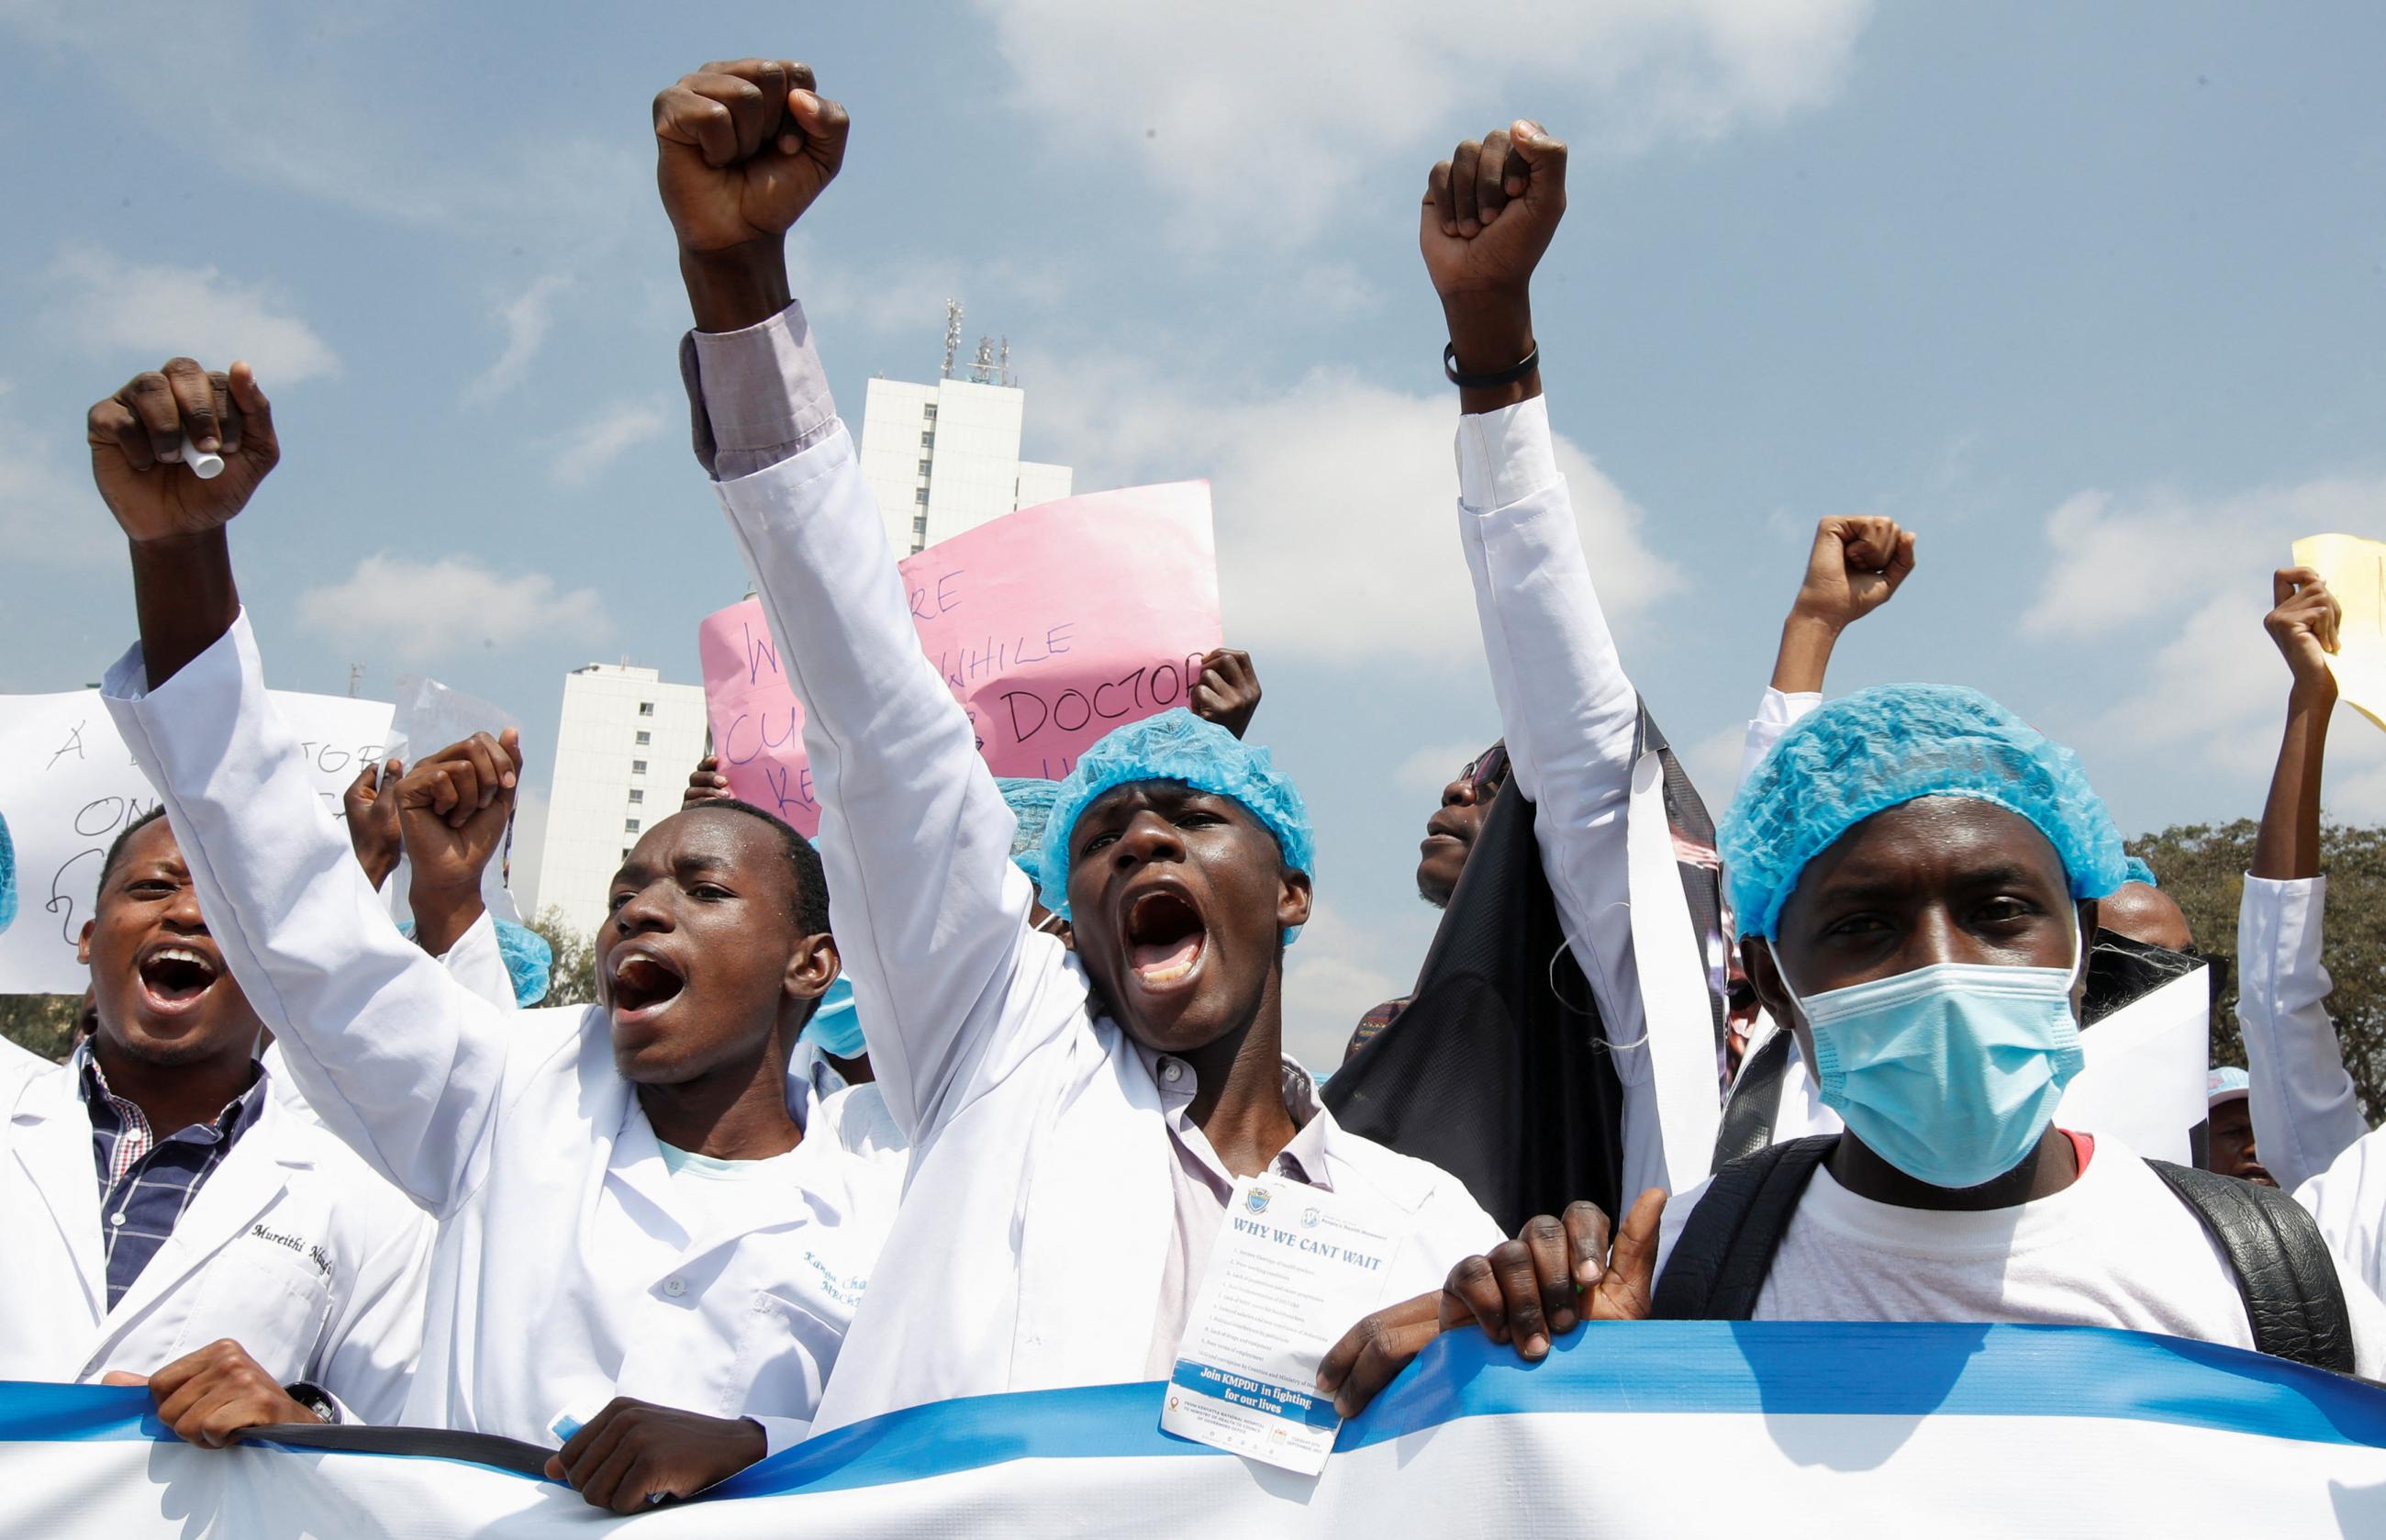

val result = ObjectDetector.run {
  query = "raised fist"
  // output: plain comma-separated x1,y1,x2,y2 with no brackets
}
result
1421,121,1568,306
396,731,523,907
1188,648,1262,740
1790,516,1918,633
86,360,278,544
654,59,849,255
2266,566,2341,701
343,758,407,891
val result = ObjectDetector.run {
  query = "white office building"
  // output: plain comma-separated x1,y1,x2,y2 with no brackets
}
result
858,318,1073,555
530,663,709,941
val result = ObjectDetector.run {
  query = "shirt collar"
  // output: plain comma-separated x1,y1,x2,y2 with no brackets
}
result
1137,1043,1336,1188
73,1041,269,1142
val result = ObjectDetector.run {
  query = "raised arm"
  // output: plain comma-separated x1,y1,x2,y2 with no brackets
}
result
1741,516,1915,785
89,359,540,1215
655,60,1068,1138
2242,567,2368,1189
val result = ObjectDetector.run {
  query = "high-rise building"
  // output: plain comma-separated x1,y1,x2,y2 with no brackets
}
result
530,663,708,941
858,307,1073,555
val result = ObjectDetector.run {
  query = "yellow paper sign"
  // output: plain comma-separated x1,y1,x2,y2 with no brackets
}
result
2293,532,2386,731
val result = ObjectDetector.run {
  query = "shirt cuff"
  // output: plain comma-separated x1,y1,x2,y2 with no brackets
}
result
678,301,835,481
1755,686,1822,726
1454,396,1562,511
2245,873,2328,967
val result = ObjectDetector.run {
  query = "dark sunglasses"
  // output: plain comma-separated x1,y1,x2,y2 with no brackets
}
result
1462,742,1511,798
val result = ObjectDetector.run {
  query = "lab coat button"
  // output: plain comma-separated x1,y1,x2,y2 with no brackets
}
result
752,1295,773,1313
663,1277,686,1298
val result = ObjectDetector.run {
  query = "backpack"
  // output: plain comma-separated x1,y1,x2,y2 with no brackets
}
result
1650,1134,2358,1374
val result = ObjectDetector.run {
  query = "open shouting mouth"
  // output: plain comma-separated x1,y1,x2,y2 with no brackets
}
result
1122,885,1209,991
136,943,220,1017
608,946,688,1025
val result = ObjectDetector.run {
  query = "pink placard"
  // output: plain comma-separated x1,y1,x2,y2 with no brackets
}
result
697,481,1221,833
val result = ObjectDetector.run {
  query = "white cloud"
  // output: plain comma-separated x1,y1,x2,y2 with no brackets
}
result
297,555,608,664
466,274,576,405
1679,721,1751,809
46,245,339,384
2018,472,2386,827
1028,358,1683,666
2022,477,2386,642
979,0,1871,244
0,379,113,567
1395,739,1495,797
1280,901,1412,1068
544,398,672,486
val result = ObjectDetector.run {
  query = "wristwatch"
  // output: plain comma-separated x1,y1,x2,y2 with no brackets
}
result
282,1380,338,1424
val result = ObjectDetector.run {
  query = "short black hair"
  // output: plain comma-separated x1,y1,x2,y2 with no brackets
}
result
96,806,171,896
678,799,831,938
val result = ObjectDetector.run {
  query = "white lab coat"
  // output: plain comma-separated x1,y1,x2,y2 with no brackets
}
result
2235,874,2386,1298
103,619,908,1453
709,403,1502,1433
1453,399,1720,1200
0,1055,429,1420
263,910,519,1124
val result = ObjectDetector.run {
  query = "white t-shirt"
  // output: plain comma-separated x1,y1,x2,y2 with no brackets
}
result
1656,1132,2386,1378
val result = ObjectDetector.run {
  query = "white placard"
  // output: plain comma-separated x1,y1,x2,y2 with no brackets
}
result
2059,965,2213,1163
1159,1175,1399,1475
0,688,394,994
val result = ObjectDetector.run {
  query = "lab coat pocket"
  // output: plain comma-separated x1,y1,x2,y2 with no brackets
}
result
171,1233,336,1379
723,1289,840,1423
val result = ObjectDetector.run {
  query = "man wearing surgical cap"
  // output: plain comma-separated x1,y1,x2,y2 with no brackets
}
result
1649,685,2383,1366
711,251,1503,1424
1369,682,2386,1385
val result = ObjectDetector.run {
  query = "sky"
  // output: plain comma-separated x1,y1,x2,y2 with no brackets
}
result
3,1,2382,1066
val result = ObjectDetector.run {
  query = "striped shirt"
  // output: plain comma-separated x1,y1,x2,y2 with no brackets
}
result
75,1044,269,1311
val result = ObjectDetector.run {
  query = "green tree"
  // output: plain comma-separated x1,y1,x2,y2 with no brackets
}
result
0,994,85,1063
2130,819,2386,1122
528,906,599,1008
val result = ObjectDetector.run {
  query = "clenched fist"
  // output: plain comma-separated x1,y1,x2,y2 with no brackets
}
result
1421,120,1569,307
87,359,278,544
656,58,849,333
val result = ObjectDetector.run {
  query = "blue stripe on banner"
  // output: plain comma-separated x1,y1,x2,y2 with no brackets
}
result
6,1320,2386,1500
706,1321,2386,1498
1168,1361,1343,1430
0,1382,161,1443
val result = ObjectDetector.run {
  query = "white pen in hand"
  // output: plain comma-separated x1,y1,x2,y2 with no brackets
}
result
177,433,225,480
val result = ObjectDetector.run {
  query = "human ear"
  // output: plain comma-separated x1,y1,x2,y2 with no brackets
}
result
2069,898,2100,1013
1741,936,1813,1059
75,920,95,965
1277,869,1314,933
784,932,840,1005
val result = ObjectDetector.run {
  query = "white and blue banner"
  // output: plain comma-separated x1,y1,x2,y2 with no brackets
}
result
6,1323,2384,1535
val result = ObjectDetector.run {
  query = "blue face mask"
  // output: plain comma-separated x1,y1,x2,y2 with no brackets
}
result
1786,924,2085,1191
799,976,867,1060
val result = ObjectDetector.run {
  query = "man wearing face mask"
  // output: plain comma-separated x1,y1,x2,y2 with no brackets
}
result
1324,684,2386,1412
1655,686,2386,1365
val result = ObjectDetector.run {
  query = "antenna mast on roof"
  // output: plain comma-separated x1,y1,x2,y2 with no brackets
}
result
942,299,963,379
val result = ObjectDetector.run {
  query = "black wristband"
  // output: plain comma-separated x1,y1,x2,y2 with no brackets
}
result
1444,340,1539,389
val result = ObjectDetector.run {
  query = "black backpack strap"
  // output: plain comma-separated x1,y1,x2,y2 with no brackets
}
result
1653,1135,1838,1321
1711,1028,1792,1172
2147,1159,2358,1374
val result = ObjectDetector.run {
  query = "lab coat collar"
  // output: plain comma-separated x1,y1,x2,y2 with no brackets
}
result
98,1094,317,1339
608,1091,842,1288
11,1064,106,1321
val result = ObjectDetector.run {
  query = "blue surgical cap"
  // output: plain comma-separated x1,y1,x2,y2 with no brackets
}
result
2123,855,2158,888
1035,709,1314,941
799,975,866,1059
397,916,554,1007
1721,684,2130,941
0,809,15,936
493,919,553,1008
997,777,1062,899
